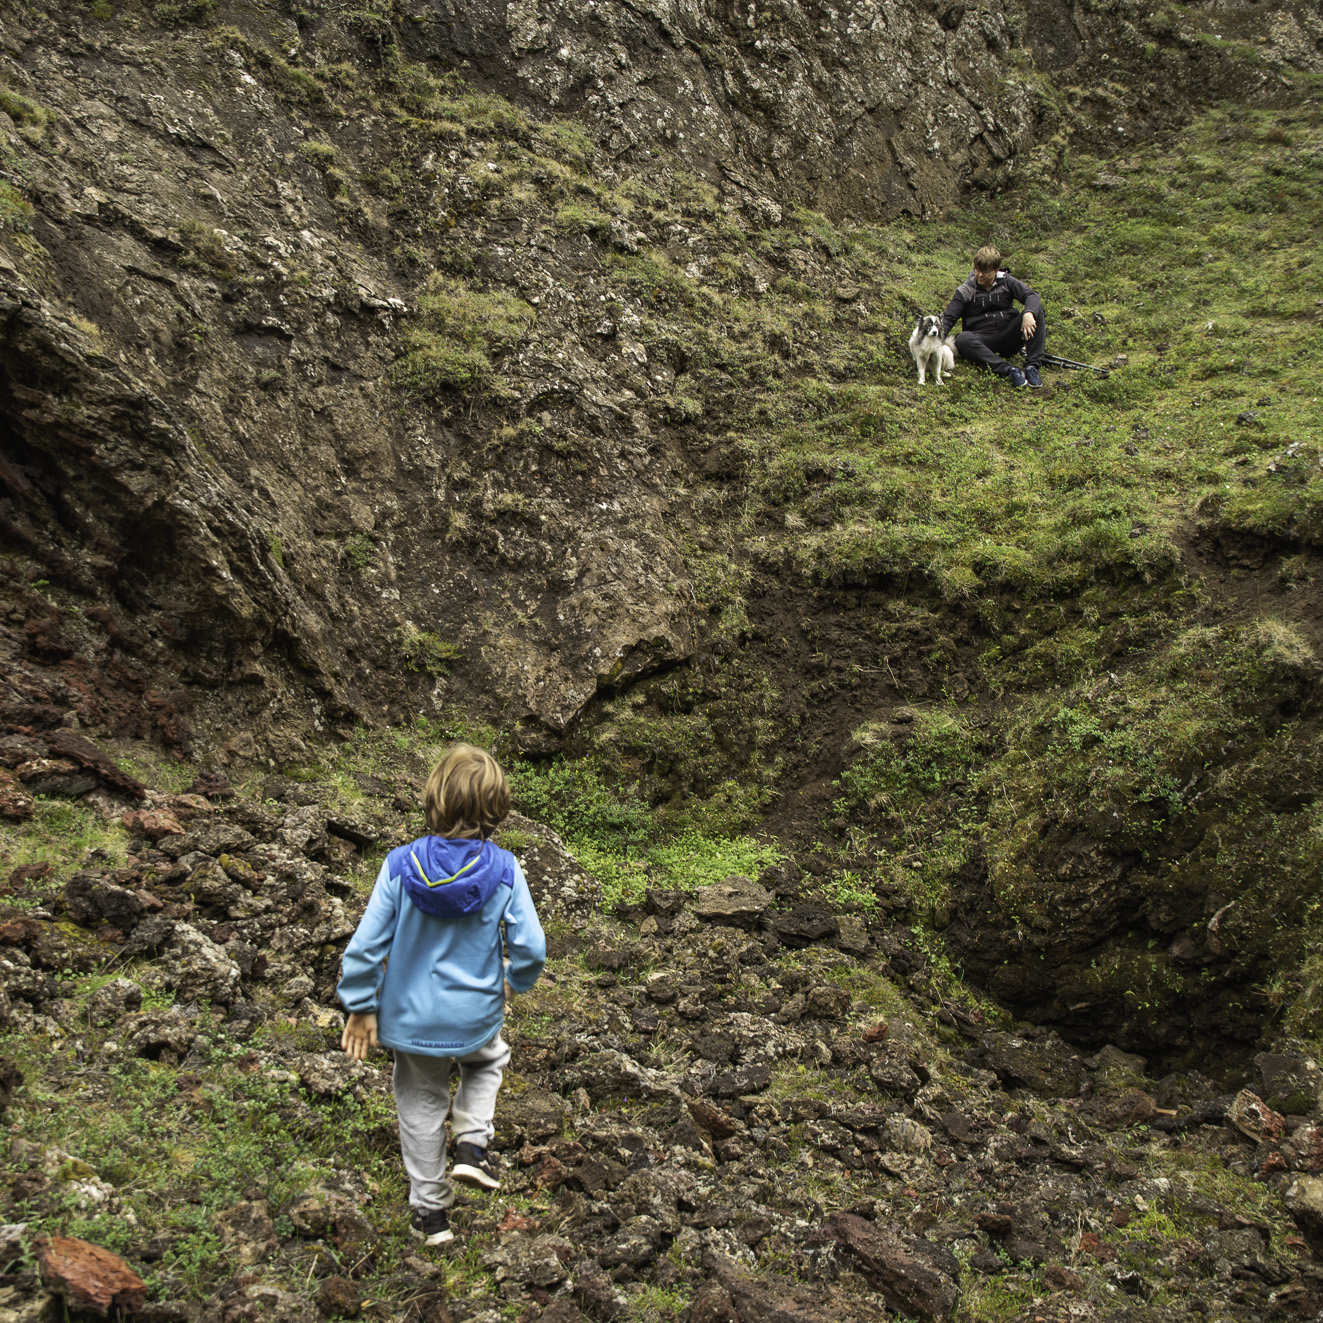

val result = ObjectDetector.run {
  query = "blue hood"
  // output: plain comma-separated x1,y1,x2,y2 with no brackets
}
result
388,836,514,918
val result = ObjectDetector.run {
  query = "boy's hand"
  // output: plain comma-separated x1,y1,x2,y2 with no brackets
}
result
341,1011,378,1060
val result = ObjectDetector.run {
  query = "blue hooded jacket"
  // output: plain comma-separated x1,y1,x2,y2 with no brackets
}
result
337,835,546,1057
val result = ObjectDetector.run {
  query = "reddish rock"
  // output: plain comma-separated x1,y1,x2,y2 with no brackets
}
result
1044,1263,1084,1293
498,1209,540,1233
531,1154,568,1190
7,861,51,890
0,917,39,946
0,770,35,821
36,1234,146,1315
812,1214,959,1319
688,1097,742,1139
121,808,186,839
1096,1087,1160,1130
46,730,147,799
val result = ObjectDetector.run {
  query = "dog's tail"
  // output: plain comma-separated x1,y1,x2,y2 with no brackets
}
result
943,332,957,349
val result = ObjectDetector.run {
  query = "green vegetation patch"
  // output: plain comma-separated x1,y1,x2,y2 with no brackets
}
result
393,274,535,397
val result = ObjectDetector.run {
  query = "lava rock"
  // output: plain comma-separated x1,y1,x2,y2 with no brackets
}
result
567,1050,680,1103
35,1234,146,1315
64,873,147,932
1285,1174,1323,1255
496,811,602,920
774,904,839,948
86,978,143,1026
481,1231,575,1289
214,1201,278,1266
691,877,772,929
0,771,36,821
497,1088,567,1144
973,1031,1085,1097
120,1008,198,1060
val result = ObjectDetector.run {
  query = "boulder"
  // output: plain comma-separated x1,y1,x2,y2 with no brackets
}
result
0,771,35,821
971,1031,1085,1098
813,1215,960,1320
497,1088,567,1144
566,1049,680,1103
481,1232,575,1290
214,1201,278,1266
121,809,185,839
774,904,839,948
805,985,850,1019
868,1049,922,1101
703,1251,891,1322
1228,1090,1286,1145
44,731,146,800
155,923,240,1005
294,1053,375,1100
64,873,146,932
35,1234,146,1315
692,877,772,929
496,812,602,921
86,979,143,1026
1285,1175,1323,1255
121,1008,198,1061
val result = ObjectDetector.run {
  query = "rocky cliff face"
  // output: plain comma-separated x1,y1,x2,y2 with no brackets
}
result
3,0,1320,763
3,0,1323,1069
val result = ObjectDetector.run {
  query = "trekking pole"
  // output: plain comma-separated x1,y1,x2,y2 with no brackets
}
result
1041,352,1111,377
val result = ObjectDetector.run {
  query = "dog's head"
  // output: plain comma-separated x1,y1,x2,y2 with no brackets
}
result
916,315,943,339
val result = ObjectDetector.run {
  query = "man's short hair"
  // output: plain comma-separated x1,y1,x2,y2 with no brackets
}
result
973,246,1002,272
424,743,511,838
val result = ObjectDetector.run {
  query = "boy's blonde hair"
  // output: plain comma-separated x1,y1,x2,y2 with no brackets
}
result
974,245,1002,272
423,744,510,838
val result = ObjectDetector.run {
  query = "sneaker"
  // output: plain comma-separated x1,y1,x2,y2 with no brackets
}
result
1006,367,1027,388
409,1207,453,1246
451,1142,500,1192
1024,365,1042,388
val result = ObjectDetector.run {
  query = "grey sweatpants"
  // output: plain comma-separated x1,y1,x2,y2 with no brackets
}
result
392,1034,510,1212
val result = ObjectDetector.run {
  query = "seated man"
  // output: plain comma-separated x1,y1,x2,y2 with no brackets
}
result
940,245,1046,388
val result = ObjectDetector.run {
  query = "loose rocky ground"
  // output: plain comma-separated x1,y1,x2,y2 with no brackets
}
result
3,739,1323,1321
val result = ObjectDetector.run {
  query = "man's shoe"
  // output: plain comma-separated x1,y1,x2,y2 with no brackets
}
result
1024,365,1042,388
452,1142,500,1191
409,1207,453,1246
1007,368,1027,388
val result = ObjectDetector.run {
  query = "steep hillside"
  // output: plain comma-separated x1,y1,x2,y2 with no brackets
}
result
3,0,1323,1317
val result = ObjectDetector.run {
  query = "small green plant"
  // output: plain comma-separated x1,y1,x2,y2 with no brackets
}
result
296,140,338,167
176,219,245,282
554,201,612,238
0,181,33,232
0,88,50,128
268,533,284,568
340,533,377,574
393,275,535,397
396,624,461,676
153,0,216,25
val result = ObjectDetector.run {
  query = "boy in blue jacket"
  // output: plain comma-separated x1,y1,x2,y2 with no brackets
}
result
338,743,546,1246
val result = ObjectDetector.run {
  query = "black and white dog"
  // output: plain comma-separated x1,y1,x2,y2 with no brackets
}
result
908,315,957,385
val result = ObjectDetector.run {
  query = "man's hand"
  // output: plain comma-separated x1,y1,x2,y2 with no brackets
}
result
1022,312,1037,339
341,1011,378,1060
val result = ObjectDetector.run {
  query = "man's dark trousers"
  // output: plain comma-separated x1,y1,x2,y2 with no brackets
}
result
955,314,1046,377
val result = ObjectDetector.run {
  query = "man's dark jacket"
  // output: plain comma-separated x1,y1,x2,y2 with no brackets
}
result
940,270,1043,340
